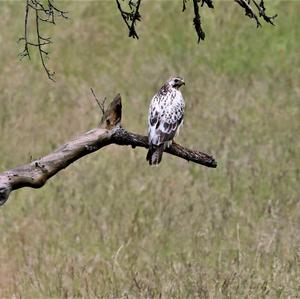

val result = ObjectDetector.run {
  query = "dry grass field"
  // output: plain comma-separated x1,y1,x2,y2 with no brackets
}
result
0,1,299,298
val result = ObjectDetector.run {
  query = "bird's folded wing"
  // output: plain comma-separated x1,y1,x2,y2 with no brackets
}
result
149,108,183,145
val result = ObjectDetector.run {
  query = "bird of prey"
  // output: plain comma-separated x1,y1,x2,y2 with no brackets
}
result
146,76,185,165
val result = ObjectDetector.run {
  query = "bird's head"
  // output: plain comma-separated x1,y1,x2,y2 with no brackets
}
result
168,76,185,89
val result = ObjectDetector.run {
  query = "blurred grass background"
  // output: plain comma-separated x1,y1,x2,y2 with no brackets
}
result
0,0,299,298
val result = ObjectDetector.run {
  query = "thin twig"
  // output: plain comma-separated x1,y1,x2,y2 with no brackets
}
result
252,0,277,25
129,0,141,38
234,0,277,28
90,88,106,116
116,0,133,36
19,0,68,81
235,0,261,27
35,6,55,81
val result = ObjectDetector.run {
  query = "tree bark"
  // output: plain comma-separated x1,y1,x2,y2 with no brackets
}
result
0,94,217,206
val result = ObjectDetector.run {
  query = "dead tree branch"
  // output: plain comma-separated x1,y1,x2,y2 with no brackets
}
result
116,0,141,39
235,0,277,28
117,0,276,42
0,94,217,206
252,0,277,25
19,1,277,79
19,0,68,81
192,0,207,42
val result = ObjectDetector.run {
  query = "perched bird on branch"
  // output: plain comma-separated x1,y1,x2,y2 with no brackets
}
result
147,77,185,165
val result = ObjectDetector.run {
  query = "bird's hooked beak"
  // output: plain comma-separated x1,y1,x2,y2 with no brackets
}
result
170,77,185,89
175,80,185,89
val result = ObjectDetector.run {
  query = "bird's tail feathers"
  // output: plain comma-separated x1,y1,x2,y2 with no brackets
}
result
146,144,164,166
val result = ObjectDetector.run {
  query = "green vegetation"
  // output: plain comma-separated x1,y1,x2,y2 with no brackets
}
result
0,1,299,298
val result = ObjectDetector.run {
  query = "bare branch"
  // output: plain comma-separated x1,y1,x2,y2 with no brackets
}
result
182,0,188,12
90,88,106,116
116,0,142,39
19,0,68,81
201,0,214,9
18,0,31,59
116,0,276,43
20,0,277,80
235,0,261,27
113,129,217,168
35,5,55,81
0,94,217,206
129,0,141,38
181,0,214,42
235,0,277,28
192,0,206,42
252,0,277,26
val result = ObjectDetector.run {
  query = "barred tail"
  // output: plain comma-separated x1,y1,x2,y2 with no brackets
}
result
146,144,164,166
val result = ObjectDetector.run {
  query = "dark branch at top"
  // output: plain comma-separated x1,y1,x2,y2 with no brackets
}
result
252,0,278,26
192,0,207,43
235,0,277,28
19,0,277,80
116,0,141,39
19,0,68,81
201,0,214,9
118,0,276,43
